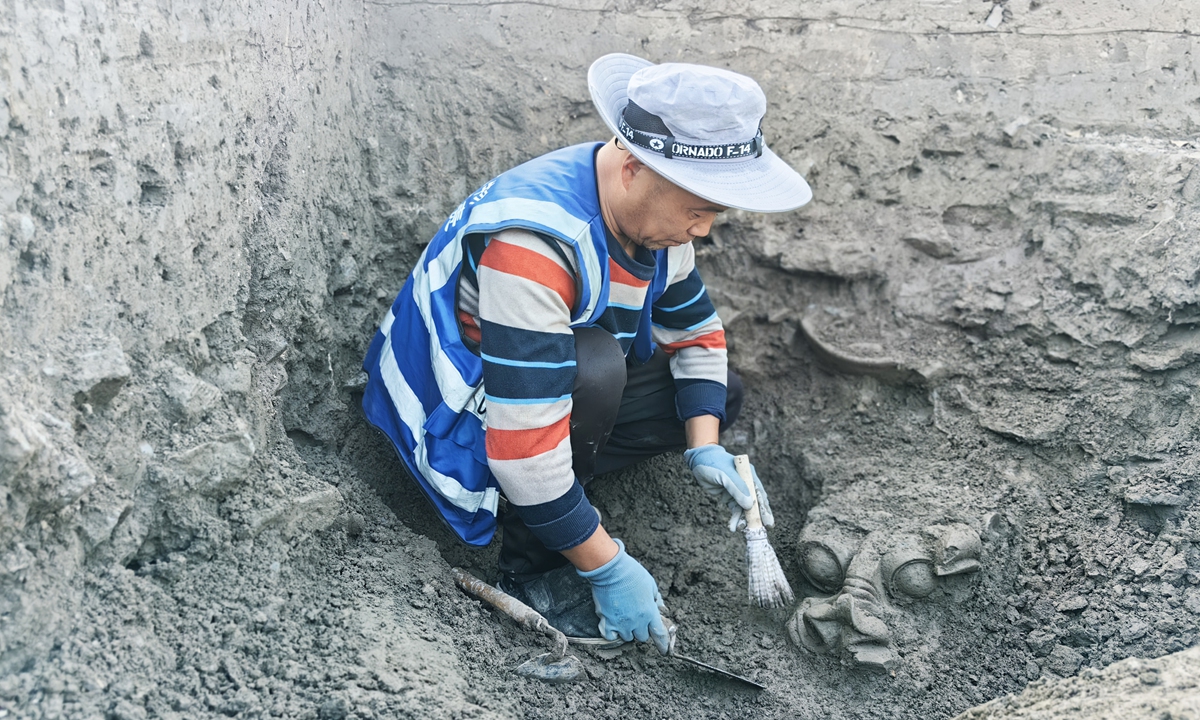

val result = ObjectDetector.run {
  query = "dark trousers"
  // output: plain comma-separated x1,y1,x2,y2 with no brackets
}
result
497,326,744,578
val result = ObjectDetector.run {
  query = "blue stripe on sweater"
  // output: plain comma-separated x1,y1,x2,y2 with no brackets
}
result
480,320,576,402
484,393,574,405
655,286,706,313
653,311,719,333
481,352,576,370
654,268,704,306
653,270,718,330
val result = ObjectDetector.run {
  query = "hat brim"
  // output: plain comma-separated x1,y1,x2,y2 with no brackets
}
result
587,53,813,214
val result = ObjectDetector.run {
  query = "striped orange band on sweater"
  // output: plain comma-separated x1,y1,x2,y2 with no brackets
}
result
660,329,726,353
479,239,577,309
608,258,650,288
485,415,571,461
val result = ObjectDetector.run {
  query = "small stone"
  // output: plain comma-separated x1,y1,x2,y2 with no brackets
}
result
109,699,148,720
1121,620,1150,642
1025,629,1056,657
902,235,954,259
1125,489,1188,508
172,429,256,496
6,213,36,241
985,3,1004,28
1138,670,1160,686
331,254,359,294
0,406,46,478
317,696,348,720
164,366,222,423
1003,116,1031,138
345,513,365,537
342,370,369,391
70,336,131,405
983,512,1009,537
1025,660,1041,679
1066,624,1098,647
1056,596,1088,612
1160,554,1189,584
759,635,775,650
1044,645,1084,676
77,487,131,550
585,663,607,680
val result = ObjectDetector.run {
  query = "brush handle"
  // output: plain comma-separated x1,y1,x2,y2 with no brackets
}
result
733,455,764,532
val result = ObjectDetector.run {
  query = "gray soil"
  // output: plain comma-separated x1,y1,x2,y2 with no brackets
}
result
2,1,1199,719
955,645,1200,719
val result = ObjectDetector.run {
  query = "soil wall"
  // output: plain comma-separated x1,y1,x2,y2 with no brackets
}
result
1,1,1198,718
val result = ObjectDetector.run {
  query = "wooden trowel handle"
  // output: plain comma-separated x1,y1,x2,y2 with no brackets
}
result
452,568,569,658
734,455,764,531
452,568,547,632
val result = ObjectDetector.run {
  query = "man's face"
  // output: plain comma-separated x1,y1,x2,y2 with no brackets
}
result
617,159,726,251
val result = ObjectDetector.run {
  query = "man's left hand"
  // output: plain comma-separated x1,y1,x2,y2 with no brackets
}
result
683,445,775,532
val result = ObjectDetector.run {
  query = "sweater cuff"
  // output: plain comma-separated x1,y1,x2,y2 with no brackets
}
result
510,480,600,552
674,378,727,422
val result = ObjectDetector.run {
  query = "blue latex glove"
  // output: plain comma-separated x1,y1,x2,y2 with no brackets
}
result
578,539,670,653
683,444,775,532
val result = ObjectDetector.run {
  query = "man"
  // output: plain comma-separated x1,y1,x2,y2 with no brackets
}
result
361,54,811,652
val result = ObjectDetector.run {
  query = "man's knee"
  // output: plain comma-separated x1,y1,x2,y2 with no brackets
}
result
570,327,626,481
720,371,744,433
573,326,625,396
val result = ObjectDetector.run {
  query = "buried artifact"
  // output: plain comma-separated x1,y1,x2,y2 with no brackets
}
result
788,514,985,671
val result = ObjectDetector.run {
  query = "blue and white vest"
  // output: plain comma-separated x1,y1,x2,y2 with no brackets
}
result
362,143,685,546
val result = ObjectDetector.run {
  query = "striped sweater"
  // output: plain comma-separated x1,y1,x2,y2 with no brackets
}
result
457,227,727,551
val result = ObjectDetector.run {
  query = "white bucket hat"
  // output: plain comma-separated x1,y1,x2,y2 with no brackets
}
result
588,53,812,213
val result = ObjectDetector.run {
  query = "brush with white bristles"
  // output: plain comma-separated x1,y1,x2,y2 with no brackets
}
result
734,454,794,609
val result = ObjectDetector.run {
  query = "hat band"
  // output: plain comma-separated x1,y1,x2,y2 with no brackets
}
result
619,101,763,161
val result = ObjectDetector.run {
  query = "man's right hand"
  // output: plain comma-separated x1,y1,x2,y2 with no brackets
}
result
684,444,775,532
577,538,671,653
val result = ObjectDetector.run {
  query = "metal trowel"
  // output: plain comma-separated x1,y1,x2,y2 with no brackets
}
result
452,568,763,689
662,617,765,690
567,619,764,689
452,568,584,683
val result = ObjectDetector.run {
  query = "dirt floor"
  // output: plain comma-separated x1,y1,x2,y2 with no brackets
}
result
2,1,1199,718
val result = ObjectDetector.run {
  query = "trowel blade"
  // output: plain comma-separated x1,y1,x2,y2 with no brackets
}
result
515,652,585,683
671,652,765,690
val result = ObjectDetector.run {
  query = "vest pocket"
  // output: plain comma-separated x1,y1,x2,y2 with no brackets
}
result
423,401,491,471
